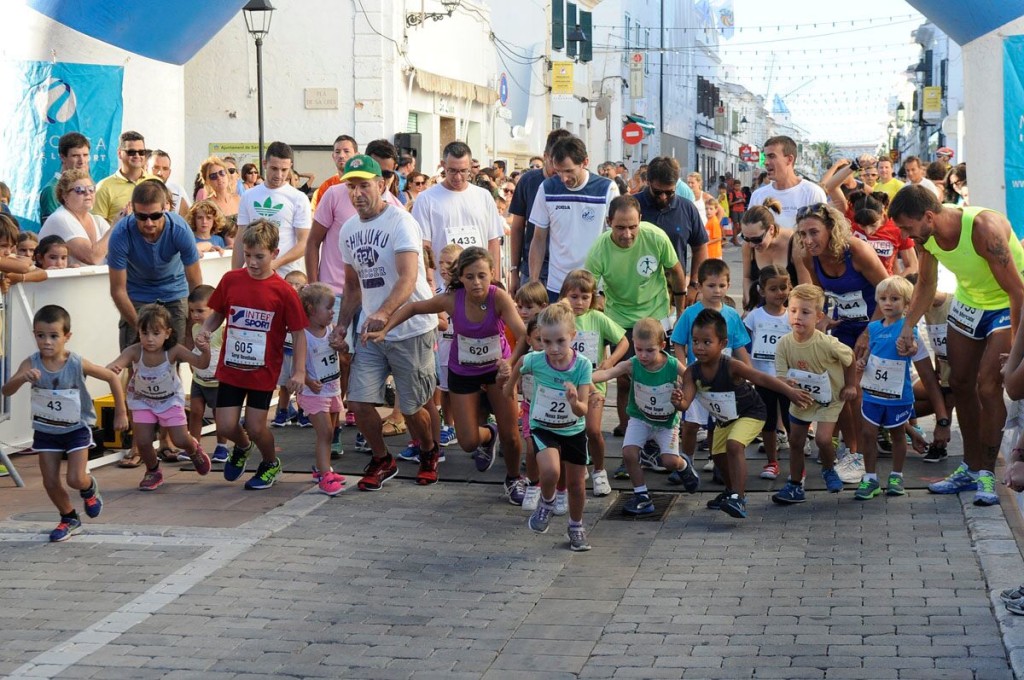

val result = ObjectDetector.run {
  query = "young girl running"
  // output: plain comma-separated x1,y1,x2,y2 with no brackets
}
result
298,283,347,496
504,301,593,550
365,246,528,503
742,264,793,480
519,319,544,511
560,269,628,498
107,304,213,491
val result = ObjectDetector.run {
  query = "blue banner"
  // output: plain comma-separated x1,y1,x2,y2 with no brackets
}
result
1005,36,1024,240
0,60,123,232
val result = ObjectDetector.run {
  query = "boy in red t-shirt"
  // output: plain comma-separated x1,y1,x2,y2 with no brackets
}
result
198,219,308,490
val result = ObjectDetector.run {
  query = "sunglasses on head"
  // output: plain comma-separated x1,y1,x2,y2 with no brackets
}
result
134,211,164,222
70,185,96,196
124,148,149,157
796,202,828,221
208,169,227,180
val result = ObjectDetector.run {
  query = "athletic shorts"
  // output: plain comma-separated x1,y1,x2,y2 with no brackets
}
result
296,392,343,416
532,427,589,466
216,381,274,412
711,416,765,455
861,400,914,429
623,417,680,456
348,331,436,414
190,380,218,408
948,300,1011,340
683,398,709,425
132,404,188,427
32,425,94,454
832,321,867,350
448,367,498,395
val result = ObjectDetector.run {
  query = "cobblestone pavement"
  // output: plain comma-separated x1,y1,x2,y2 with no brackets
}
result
1,473,1019,679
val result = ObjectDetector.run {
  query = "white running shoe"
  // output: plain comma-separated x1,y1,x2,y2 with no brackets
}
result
553,489,569,516
522,485,541,511
591,469,612,497
836,452,865,484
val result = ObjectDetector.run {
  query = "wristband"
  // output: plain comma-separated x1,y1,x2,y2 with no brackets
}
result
937,418,951,427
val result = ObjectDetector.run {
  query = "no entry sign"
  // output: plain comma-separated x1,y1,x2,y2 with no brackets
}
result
622,122,644,145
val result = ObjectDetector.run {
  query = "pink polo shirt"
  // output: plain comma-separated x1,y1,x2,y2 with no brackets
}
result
311,184,404,295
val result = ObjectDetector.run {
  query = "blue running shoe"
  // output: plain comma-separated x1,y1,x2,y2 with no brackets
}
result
49,515,81,542
854,477,882,501
244,459,282,490
528,502,553,533
771,481,806,505
270,409,290,428
666,454,700,493
720,493,747,518
822,467,843,493
928,462,977,495
81,479,103,518
473,423,498,472
973,471,999,506
224,442,254,482
354,432,371,453
439,425,457,447
397,441,421,463
211,444,229,463
624,493,655,515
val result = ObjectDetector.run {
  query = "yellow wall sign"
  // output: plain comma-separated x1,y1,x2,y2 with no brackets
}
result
923,86,942,122
552,61,574,96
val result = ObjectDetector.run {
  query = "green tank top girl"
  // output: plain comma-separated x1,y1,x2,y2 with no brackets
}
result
626,352,681,428
923,206,1024,309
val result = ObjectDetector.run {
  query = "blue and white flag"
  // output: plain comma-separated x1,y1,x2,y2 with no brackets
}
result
712,0,735,40
0,60,123,231
1005,36,1024,240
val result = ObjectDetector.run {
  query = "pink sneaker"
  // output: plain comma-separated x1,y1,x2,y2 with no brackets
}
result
139,467,164,491
190,442,212,476
316,470,346,496
761,461,780,480
345,411,356,427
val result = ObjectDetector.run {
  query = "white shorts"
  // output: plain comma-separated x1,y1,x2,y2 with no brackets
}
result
623,417,680,456
684,398,709,425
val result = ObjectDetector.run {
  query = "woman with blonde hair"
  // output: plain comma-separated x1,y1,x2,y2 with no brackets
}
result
198,156,240,235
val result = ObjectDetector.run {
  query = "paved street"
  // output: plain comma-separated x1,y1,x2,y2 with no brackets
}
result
1,456,1022,679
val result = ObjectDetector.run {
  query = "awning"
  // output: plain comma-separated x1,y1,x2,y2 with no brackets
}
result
906,0,1024,46
414,68,497,106
697,135,723,151
626,114,656,135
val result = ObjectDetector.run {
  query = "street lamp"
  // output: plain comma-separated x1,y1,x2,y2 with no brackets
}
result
244,0,275,177
406,0,460,27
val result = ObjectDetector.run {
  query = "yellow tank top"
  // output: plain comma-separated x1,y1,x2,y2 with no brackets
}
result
923,206,1024,309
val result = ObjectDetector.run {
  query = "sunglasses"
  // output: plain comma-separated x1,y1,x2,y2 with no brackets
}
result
741,227,770,245
796,202,828,221
412,180,426,186
208,169,227,180
124,148,149,157
502,188,514,195
70,185,96,196
245,170,258,175
649,188,674,198
228,168,238,174
133,211,164,222
530,164,543,170
381,169,396,179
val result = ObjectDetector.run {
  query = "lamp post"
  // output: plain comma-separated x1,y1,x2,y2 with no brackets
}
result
243,0,275,178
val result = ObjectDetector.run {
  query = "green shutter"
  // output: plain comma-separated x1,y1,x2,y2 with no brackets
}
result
552,0,565,51
566,3,578,58
580,11,592,63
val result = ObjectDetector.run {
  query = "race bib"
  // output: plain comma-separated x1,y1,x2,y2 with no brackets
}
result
445,224,482,248
633,382,675,420
132,370,177,401
696,390,738,422
926,323,948,358
948,299,984,336
520,373,535,402
311,342,340,383
751,322,789,362
224,327,268,369
861,354,905,400
31,388,80,427
457,334,501,366
532,384,577,428
787,368,832,405
832,290,869,322
441,327,455,341
571,330,600,367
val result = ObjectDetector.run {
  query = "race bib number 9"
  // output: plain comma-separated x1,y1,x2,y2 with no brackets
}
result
633,382,675,421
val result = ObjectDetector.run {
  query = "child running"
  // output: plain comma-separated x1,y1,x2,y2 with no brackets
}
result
434,243,462,448
271,270,309,427
560,269,628,498
854,275,951,499
504,301,593,550
185,285,229,463
518,319,545,510
742,264,793,480
365,246,528,503
592,317,699,516
772,283,857,504
672,309,811,518
107,304,213,491
298,283,347,496
197,219,308,490
2,305,128,541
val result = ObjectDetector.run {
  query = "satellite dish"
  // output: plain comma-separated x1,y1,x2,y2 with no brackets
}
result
511,125,526,140
594,95,611,120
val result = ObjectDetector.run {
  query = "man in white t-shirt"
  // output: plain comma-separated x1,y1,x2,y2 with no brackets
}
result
528,135,619,299
234,141,311,275
331,155,441,491
412,141,504,277
903,156,941,198
147,150,190,217
749,135,827,228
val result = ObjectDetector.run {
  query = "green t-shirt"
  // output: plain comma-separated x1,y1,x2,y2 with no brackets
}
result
584,222,679,329
39,175,60,224
626,352,681,428
572,309,625,395
521,351,592,436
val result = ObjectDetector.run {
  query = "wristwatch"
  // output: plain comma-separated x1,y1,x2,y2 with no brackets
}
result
937,418,951,427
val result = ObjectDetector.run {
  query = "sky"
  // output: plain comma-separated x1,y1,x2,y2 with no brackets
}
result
716,0,927,146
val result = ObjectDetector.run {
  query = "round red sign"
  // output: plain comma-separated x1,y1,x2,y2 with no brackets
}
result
622,122,644,145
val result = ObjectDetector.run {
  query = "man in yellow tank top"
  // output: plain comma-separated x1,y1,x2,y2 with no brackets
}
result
890,185,1024,507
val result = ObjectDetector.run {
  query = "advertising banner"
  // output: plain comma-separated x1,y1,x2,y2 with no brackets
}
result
1004,37,1024,239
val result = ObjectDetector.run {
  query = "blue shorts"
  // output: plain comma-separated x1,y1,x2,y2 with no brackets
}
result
861,401,914,429
32,426,95,454
832,322,867,350
948,304,1011,340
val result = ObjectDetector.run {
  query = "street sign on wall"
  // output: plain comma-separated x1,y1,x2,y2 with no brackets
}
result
629,52,644,97
622,122,644,145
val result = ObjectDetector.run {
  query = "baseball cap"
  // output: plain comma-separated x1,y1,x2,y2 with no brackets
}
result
936,146,954,159
341,154,382,180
